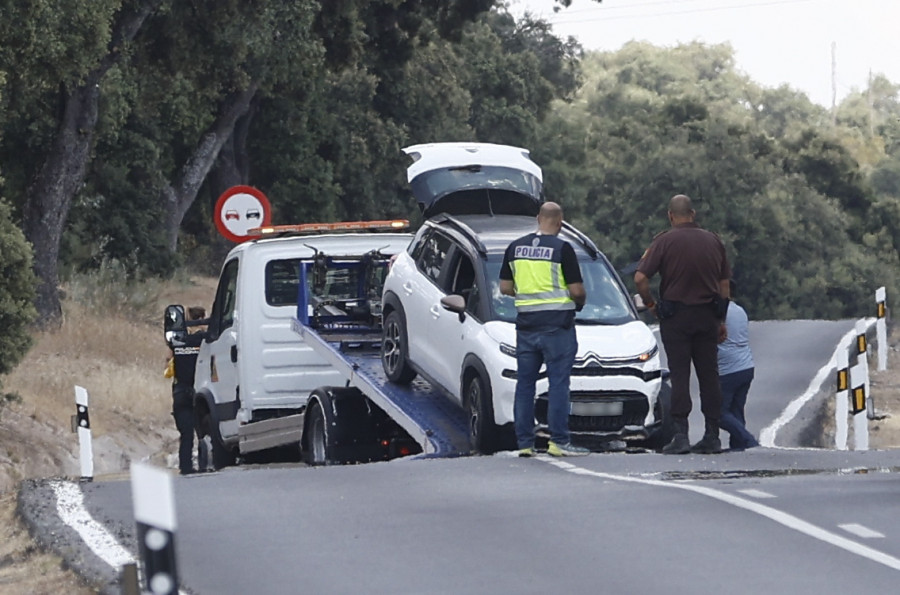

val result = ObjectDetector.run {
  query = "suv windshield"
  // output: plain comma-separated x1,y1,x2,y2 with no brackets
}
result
485,259,636,325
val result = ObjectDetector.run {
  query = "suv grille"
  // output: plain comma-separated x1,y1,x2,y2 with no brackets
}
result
535,392,649,432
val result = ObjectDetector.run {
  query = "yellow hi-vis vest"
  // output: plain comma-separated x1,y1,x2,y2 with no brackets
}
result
510,237,575,312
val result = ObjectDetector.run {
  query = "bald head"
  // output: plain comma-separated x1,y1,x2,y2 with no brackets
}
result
537,201,564,234
668,194,695,224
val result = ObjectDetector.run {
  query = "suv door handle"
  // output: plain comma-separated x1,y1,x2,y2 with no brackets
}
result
231,345,238,362
430,305,441,317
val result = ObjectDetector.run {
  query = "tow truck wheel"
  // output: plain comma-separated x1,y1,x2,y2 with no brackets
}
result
198,410,236,470
304,402,333,466
382,310,417,384
466,373,497,454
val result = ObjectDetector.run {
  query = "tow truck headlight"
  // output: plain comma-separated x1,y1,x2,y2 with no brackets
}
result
499,342,517,358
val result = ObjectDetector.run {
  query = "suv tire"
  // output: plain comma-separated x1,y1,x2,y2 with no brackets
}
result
382,310,417,384
466,372,497,454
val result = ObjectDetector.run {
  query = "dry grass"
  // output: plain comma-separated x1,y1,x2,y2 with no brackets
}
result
0,271,217,593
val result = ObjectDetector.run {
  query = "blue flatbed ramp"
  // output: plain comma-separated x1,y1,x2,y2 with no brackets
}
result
293,318,471,458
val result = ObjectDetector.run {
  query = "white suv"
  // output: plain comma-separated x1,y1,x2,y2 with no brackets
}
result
381,143,663,453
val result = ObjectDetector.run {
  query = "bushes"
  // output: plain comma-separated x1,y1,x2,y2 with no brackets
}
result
0,199,37,378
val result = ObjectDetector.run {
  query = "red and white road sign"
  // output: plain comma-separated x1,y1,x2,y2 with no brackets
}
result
213,185,272,243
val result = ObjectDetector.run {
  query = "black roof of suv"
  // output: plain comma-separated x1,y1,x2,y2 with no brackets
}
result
425,213,600,260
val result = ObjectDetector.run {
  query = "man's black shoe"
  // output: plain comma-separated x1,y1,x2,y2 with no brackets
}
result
661,434,691,455
690,435,722,454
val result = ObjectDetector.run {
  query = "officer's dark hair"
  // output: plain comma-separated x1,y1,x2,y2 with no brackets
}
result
188,306,206,320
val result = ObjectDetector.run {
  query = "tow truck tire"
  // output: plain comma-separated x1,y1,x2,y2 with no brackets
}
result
382,310,417,384
466,372,498,454
199,410,236,470
304,402,334,466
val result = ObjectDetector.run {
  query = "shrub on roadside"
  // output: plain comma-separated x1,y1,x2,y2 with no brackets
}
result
0,198,37,381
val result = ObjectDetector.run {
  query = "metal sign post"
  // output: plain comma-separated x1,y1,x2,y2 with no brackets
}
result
876,286,887,371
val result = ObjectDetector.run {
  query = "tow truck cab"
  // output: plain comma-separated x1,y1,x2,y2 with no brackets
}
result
168,222,414,466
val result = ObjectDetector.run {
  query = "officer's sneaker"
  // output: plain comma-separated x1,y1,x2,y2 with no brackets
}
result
661,434,691,455
547,441,590,457
518,447,535,458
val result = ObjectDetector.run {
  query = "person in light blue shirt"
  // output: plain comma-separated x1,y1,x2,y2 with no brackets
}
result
718,284,759,450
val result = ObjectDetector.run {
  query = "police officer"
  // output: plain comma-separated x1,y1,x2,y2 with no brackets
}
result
499,202,590,457
167,306,207,474
634,194,731,455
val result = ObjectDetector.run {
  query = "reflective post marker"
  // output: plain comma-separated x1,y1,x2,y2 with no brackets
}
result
835,349,849,451
855,319,873,420
876,286,887,372
74,386,93,481
850,358,869,451
130,462,179,595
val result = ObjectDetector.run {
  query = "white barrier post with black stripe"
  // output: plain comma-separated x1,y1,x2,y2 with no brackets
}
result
835,350,849,451
850,319,869,450
74,385,93,481
876,286,887,372
130,461,179,595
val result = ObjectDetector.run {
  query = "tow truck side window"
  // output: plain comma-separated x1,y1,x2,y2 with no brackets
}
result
266,259,301,306
209,259,239,339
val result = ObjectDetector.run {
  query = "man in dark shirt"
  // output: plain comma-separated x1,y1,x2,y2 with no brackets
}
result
634,195,731,454
167,306,207,474
500,202,589,457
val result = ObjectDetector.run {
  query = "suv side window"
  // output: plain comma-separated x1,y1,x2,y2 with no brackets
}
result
416,230,453,284
448,252,482,319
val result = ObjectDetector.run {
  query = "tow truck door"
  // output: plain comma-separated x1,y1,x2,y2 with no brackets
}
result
196,257,241,439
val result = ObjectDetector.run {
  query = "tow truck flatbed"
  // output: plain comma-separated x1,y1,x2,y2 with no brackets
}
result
292,318,471,458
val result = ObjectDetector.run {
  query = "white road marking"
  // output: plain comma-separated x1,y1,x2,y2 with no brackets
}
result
51,479,189,594
839,523,885,539
539,457,900,571
51,480,134,568
760,320,874,447
738,489,776,499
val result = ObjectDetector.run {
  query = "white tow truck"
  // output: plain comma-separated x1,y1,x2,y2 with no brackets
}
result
163,220,471,468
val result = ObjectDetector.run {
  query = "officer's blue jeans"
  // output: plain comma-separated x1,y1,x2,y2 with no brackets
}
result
514,326,578,448
719,367,758,449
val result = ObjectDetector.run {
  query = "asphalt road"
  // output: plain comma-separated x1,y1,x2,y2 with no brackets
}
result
20,318,900,594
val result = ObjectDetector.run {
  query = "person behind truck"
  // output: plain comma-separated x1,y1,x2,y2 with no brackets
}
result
718,280,759,450
166,306,207,474
499,201,590,457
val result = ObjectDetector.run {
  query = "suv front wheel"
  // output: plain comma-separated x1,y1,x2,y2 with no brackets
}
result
382,310,417,384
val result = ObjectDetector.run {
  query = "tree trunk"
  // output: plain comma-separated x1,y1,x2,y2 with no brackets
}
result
163,82,261,253
22,1,162,328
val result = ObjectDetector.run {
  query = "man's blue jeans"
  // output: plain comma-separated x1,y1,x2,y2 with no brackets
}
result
719,367,757,449
514,326,578,448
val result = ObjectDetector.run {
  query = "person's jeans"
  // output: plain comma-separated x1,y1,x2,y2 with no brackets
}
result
514,326,578,448
719,367,758,449
173,384,196,474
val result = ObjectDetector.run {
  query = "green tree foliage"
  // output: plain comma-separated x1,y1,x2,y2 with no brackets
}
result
536,42,898,320
0,198,37,377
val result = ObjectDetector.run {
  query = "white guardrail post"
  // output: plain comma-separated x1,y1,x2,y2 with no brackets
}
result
835,350,849,450
850,319,869,450
74,385,93,481
130,461,179,595
876,286,887,372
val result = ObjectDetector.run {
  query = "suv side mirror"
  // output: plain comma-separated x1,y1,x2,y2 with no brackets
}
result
440,294,467,322
164,304,187,344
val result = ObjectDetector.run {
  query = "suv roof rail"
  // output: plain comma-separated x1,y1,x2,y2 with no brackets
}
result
431,214,488,255
561,221,599,259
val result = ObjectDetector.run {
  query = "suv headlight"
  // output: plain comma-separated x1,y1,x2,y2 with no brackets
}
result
499,342,517,358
